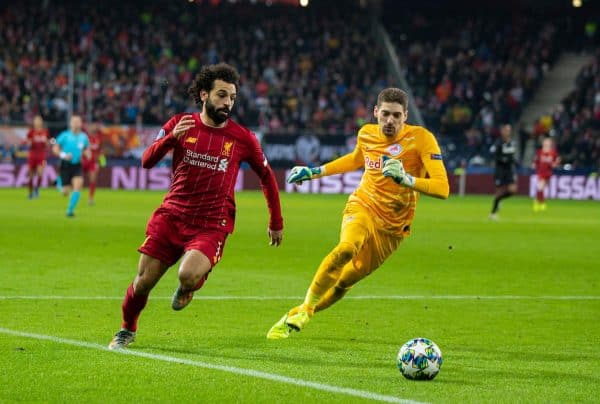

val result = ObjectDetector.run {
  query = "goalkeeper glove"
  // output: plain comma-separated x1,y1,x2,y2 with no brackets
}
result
382,156,415,187
286,166,323,184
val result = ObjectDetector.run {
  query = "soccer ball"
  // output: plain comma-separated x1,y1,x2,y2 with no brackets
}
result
397,337,443,380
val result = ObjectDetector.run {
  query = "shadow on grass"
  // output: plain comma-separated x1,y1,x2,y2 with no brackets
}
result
136,336,396,371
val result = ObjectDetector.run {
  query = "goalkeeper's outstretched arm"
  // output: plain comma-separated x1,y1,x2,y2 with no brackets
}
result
321,149,364,176
286,148,364,184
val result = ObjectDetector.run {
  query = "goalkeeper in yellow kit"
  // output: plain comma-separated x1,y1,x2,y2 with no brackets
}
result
267,88,449,339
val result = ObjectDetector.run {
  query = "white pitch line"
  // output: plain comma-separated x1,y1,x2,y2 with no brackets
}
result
0,327,423,404
346,295,600,300
0,295,599,300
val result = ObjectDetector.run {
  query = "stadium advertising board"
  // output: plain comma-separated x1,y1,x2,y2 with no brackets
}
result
0,125,28,150
1,163,600,200
283,171,363,194
0,163,244,191
261,134,355,167
529,174,600,200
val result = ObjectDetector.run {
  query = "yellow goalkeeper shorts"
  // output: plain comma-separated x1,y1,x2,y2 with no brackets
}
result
336,201,403,287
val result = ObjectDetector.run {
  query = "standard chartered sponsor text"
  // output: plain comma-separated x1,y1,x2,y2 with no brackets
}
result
184,149,219,169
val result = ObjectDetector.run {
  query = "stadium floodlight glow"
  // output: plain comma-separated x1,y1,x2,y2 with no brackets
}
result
299,0,309,7
572,0,582,7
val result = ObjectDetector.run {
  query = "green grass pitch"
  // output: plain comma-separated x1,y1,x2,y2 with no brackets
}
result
1,187,598,403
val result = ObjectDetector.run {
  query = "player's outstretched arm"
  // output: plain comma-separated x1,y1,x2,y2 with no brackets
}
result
256,167,283,246
288,147,364,185
141,134,176,169
246,133,284,245
286,166,324,184
142,115,194,169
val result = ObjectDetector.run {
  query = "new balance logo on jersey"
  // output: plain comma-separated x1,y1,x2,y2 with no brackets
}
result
218,158,229,172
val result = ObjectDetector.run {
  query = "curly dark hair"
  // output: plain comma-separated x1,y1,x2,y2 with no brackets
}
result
188,63,240,106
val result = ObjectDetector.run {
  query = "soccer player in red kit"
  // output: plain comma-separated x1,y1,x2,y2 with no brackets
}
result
82,123,103,205
25,115,49,199
109,63,284,349
532,137,560,212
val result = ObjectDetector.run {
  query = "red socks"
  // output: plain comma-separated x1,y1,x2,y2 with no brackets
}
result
121,283,148,332
89,182,96,199
536,190,545,203
121,274,207,332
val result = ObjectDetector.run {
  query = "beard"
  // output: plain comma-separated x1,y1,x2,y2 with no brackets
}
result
205,98,231,125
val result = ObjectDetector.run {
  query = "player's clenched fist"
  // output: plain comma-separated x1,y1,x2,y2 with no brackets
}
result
286,166,323,184
382,156,415,187
172,115,196,139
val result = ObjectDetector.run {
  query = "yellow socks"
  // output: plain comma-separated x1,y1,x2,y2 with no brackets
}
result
305,242,355,307
315,285,351,312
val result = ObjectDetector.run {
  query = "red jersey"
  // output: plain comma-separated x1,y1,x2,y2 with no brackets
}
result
27,128,49,157
86,132,102,162
142,113,283,233
534,148,559,178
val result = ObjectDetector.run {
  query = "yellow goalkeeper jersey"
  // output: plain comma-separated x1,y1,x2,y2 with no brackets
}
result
323,123,449,236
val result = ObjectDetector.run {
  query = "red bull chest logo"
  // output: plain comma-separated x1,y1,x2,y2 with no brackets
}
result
365,156,382,170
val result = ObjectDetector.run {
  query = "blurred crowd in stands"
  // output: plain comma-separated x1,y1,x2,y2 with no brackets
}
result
0,0,598,171
385,7,597,171
0,1,389,135
530,54,599,171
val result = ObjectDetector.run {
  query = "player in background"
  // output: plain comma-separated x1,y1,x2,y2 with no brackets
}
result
52,115,90,217
532,137,560,212
267,88,449,339
82,123,104,205
108,63,284,350
489,123,517,221
25,115,49,199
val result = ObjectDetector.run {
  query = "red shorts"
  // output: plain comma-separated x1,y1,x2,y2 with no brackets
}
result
83,161,98,173
138,207,228,268
536,172,552,181
28,157,46,170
